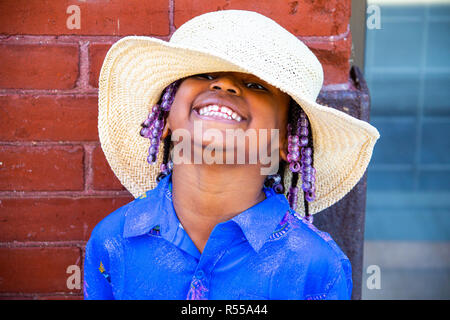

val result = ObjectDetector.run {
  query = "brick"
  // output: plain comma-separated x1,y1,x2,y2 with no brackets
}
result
0,145,84,191
0,95,98,141
92,145,126,191
174,0,351,36
89,43,112,88
0,247,81,293
307,34,352,85
0,0,169,36
0,44,79,90
0,197,133,242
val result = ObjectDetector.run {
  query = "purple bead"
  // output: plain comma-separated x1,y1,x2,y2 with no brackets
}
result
163,92,172,101
149,146,157,155
303,165,314,174
298,127,309,136
288,187,298,208
160,163,167,172
143,118,152,127
288,135,299,144
274,184,284,193
147,154,156,164
168,160,173,170
161,101,170,111
151,128,160,138
289,195,297,204
140,127,149,137
305,191,316,202
299,136,308,147
288,198,297,205
288,144,299,153
154,119,163,128
152,105,160,113
289,161,301,172
150,138,158,146
289,198,297,208
303,173,313,182
302,181,312,192
301,147,312,157
270,175,281,184
287,152,299,162
301,155,312,165
299,118,309,127
300,112,307,119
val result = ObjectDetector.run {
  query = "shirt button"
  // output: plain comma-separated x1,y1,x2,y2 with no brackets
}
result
195,269,205,279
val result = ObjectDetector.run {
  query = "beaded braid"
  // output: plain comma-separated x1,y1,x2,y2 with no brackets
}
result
140,80,181,182
283,99,316,221
156,134,173,182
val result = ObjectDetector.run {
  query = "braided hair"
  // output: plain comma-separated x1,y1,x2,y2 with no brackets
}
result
263,98,314,218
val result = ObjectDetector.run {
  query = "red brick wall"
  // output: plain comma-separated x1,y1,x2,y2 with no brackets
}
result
0,0,352,299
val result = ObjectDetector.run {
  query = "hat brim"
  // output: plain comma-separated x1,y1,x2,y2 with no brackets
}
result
98,36,380,215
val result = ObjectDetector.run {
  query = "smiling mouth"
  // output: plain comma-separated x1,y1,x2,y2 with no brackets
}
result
193,104,246,123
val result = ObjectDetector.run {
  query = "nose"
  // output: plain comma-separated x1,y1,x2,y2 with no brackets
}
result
209,75,242,95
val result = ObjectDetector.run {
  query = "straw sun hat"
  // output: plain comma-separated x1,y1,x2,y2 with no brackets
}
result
98,9,380,215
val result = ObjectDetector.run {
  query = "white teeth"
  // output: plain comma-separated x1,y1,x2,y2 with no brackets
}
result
197,104,242,122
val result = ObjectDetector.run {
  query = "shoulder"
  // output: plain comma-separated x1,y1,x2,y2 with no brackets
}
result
269,209,348,264
266,209,352,299
87,192,151,251
89,200,132,242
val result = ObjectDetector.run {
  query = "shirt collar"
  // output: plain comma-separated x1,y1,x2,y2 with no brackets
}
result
123,173,176,240
123,173,290,253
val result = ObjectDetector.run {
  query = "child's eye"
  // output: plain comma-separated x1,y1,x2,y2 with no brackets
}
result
195,73,215,80
194,74,267,91
246,82,267,91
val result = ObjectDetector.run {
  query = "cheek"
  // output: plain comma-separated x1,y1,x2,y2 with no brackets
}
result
166,85,194,129
252,103,287,131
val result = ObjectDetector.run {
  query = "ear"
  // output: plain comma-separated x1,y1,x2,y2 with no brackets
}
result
161,120,171,139
280,146,288,162
279,133,288,162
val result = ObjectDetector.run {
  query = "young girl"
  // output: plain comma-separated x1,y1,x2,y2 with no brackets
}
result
84,10,379,300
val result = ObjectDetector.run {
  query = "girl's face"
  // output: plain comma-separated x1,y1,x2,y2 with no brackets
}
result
164,71,291,162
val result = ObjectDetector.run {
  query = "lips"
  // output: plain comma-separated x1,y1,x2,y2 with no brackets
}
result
196,104,243,122
192,98,247,123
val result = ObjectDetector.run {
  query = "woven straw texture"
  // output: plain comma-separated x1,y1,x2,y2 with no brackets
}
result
98,10,380,215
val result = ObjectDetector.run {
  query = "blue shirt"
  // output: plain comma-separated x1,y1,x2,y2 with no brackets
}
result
83,173,352,300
